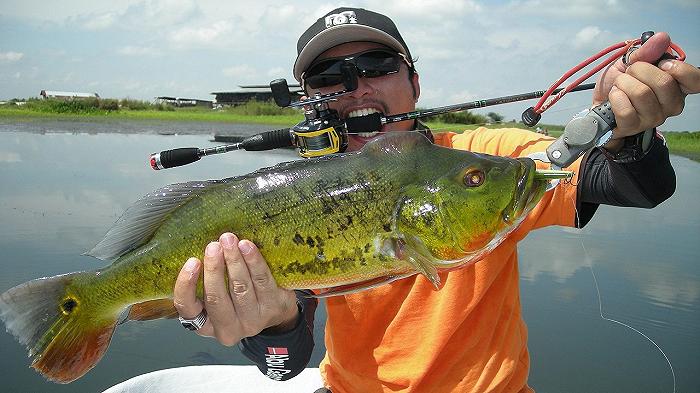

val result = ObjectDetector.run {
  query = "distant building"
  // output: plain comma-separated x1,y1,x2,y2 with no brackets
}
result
212,84,303,106
154,96,213,108
40,90,100,100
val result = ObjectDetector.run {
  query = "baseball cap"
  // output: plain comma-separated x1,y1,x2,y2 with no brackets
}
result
293,7,413,82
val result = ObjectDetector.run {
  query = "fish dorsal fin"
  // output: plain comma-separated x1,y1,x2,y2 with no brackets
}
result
87,180,223,261
306,273,415,298
361,131,432,157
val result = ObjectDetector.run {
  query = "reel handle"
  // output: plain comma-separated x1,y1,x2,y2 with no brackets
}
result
270,79,292,107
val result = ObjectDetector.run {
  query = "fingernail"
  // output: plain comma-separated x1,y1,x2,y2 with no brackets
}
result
205,242,221,256
659,59,673,71
184,258,199,273
220,233,236,249
238,240,252,255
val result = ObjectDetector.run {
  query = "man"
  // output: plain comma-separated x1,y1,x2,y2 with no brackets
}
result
173,7,699,392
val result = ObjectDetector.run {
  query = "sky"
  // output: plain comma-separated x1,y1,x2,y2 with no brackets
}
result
1,0,699,130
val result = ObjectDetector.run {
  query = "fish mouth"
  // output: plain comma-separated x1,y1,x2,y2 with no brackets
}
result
503,158,540,224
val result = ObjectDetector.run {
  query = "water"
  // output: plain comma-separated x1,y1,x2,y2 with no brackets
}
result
0,119,697,392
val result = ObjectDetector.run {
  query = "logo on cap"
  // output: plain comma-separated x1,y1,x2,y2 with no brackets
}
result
325,11,357,28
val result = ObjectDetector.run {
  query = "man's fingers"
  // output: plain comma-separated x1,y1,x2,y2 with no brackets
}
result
608,85,639,136
202,241,240,345
239,240,295,322
173,258,214,336
659,60,700,95
219,233,259,321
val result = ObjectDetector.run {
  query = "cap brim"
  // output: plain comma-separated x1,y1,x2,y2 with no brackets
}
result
293,24,409,82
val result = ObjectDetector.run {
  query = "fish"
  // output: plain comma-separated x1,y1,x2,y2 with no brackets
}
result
0,131,569,383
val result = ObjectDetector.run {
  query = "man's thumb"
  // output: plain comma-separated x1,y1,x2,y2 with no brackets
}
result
625,31,672,66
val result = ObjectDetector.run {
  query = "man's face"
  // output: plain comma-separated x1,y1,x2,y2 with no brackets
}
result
305,41,420,152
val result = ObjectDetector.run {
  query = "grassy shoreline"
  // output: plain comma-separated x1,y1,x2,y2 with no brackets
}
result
1,107,697,162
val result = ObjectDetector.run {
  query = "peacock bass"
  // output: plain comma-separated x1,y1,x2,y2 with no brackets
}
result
0,131,570,383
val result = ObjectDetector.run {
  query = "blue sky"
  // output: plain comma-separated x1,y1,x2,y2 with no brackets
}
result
1,0,699,130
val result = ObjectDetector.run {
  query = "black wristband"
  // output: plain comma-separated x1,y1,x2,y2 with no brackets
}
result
603,128,655,164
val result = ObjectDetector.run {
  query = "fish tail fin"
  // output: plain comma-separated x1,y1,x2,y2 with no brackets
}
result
0,272,119,383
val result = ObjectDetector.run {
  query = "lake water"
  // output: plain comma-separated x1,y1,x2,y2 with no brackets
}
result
0,119,697,392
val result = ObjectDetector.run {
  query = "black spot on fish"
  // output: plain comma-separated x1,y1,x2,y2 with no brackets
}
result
364,243,371,253
383,223,392,232
306,236,315,248
284,258,331,276
315,236,325,248
273,237,280,246
252,238,264,249
61,298,78,314
293,233,304,245
346,215,353,225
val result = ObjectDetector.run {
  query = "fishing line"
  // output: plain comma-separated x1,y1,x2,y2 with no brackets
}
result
568,194,676,393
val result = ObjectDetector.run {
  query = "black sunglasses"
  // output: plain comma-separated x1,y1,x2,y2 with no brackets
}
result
303,49,409,89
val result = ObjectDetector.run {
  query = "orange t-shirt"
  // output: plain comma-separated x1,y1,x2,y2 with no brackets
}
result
319,128,582,392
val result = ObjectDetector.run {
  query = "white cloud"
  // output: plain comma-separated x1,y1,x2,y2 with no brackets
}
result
121,0,201,29
383,0,482,18
448,89,477,103
574,26,603,48
222,64,259,81
503,0,624,18
66,0,200,32
0,51,24,62
82,12,118,30
169,20,234,47
266,67,286,77
118,46,160,56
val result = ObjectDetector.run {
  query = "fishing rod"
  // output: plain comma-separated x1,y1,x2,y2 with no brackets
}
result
149,76,595,170
149,31,688,172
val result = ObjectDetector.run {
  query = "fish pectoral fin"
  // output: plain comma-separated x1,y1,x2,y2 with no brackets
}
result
306,273,415,298
399,237,441,290
124,298,178,323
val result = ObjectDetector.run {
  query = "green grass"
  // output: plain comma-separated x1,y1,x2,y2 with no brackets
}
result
0,99,304,125
1,101,697,161
662,131,700,162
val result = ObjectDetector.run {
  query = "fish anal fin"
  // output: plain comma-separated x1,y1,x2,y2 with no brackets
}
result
306,273,415,298
126,298,178,322
33,319,117,384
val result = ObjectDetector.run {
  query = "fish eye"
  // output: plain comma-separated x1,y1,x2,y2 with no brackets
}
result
463,170,484,187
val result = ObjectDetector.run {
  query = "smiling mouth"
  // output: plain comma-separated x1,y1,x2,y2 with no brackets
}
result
347,108,382,137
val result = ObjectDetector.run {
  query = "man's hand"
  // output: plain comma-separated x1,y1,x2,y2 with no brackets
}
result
593,32,700,150
173,232,299,345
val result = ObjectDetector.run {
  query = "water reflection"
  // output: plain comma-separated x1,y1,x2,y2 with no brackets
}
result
0,130,315,392
0,127,697,392
519,155,700,392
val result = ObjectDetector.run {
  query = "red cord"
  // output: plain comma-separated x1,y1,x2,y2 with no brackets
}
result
533,38,686,115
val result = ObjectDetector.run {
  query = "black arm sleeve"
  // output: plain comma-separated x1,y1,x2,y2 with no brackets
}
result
575,134,676,228
239,290,318,381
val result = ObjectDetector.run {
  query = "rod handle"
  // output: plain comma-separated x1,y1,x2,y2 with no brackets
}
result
150,148,200,170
